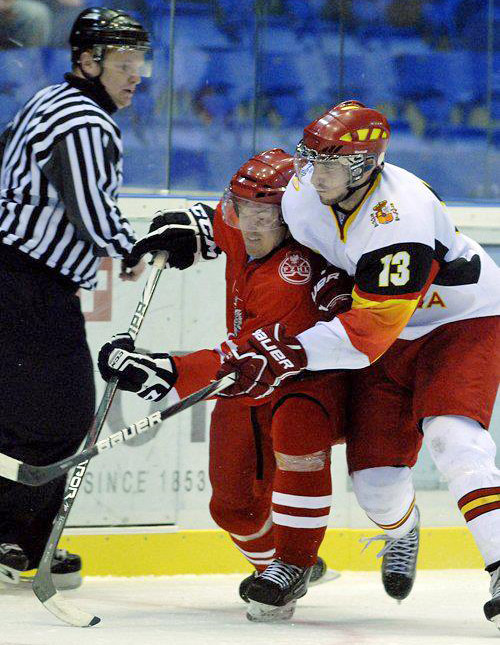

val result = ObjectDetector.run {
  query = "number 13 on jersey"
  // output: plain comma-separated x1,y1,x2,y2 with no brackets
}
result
379,251,411,287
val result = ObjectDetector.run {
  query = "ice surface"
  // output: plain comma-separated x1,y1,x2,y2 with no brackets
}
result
0,571,496,645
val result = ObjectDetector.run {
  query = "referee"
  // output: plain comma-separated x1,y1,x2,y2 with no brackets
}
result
0,7,149,587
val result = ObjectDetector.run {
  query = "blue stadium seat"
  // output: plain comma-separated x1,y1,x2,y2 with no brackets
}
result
395,55,438,99
322,54,369,103
174,14,232,49
173,47,210,92
169,145,209,190
422,0,462,42
0,94,22,131
491,92,500,122
42,48,71,85
0,49,46,107
174,1,213,16
268,92,306,126
203,47,254,103
261,25,300,53
259,54,301,94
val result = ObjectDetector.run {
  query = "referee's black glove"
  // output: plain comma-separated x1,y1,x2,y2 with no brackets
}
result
124,202,220,270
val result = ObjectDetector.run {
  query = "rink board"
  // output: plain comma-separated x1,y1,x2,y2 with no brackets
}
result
58,526,484,576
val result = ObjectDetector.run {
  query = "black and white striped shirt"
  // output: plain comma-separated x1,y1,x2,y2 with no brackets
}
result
0,75,135,289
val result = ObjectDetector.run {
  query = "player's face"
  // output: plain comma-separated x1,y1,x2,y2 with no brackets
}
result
100,48,150,109
237,201,287,258
310,160,351,205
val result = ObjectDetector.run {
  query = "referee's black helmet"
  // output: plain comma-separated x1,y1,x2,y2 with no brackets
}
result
70,7,150,64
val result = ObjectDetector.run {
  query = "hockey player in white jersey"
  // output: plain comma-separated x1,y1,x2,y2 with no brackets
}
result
217,101,500,627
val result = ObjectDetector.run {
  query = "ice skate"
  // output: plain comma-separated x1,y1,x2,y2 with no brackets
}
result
0,543,29,584
245,559,312,622
361,507,420,601
484,565,500,629
308,555,341,585
20,549,82,590
239,570,258,602
239,555,336,603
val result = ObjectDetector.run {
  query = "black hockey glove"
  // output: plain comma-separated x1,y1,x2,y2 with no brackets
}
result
98,333,178,402
125,202,220,270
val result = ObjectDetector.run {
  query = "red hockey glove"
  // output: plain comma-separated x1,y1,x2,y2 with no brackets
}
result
217,324,307,399
311,264,354,321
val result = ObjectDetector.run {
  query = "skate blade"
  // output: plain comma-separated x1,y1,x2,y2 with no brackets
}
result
19,570,82,590
0,564,21,585
246,599,297,622
491,614,500,631
310,568,341,586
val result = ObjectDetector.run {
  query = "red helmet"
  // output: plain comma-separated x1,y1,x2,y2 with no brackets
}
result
300,100,390,161
223,149,294,231
295,101,390,193
229,148,295,204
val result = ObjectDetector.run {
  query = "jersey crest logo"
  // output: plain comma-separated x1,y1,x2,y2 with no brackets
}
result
370,200,400,227
292,175,300,191
279,254,311,285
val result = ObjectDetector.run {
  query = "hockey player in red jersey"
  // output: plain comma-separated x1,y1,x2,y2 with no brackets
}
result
98,149,352,622
215,103,500,627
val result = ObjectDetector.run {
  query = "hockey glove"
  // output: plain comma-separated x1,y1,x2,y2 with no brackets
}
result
98,333,178,402
311,264,354,321
216,323,307,399
125,202,220,270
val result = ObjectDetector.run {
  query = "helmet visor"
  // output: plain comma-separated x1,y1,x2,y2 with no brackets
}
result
222,190,283,232
101,46,153,77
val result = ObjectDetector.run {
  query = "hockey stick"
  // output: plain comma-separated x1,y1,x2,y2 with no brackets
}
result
30,252,168,628
0,373,235,487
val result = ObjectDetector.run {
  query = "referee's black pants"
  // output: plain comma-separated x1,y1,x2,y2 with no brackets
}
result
0,254,95,567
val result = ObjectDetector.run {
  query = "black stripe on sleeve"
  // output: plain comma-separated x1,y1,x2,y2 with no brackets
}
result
356,242,434,295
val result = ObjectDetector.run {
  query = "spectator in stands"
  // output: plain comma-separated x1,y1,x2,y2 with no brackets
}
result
454,0,494,51
320,0,355,29
385,0,430,37
0,0,51,48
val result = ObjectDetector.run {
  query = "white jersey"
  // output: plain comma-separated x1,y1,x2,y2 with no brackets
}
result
281,162,500,371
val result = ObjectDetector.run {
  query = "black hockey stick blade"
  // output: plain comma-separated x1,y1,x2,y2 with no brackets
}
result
0,373,235,487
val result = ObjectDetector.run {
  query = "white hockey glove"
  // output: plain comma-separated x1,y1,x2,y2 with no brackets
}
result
125,202,220,270
98,333,178,402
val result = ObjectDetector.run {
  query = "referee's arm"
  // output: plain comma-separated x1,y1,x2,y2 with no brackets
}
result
42,125,136,258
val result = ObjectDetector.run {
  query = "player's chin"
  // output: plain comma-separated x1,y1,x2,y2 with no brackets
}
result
319,190,347,205
244,241,268,258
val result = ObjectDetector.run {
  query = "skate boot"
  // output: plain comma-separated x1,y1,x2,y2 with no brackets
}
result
20,549,82,590
484,565,500,629
239,570,258,603
361,507,420,601
239,555,333,603
50,549,82,590
0,543,29,584
245,559,312,622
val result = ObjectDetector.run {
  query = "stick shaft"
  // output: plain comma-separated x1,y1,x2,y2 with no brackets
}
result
33,253,168,604
20,374,233,486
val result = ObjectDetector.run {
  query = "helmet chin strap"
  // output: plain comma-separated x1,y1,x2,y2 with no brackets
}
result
77,45,106,81
335,166,382,208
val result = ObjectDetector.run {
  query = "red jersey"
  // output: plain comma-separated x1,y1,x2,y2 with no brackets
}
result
172,204,324,401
